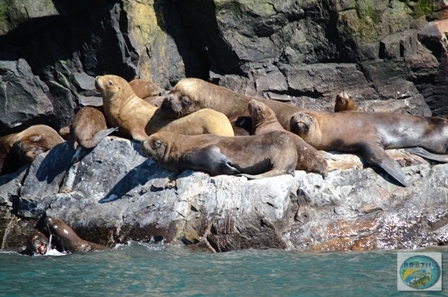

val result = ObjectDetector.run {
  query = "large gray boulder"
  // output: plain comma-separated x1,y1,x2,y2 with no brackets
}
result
1,136,447,252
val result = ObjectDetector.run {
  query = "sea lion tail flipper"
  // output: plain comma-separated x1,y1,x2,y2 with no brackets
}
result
406,147,448,163
88,127,119,148
70,145,83,164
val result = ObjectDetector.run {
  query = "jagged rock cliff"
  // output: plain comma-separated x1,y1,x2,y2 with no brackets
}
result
1,0,448,252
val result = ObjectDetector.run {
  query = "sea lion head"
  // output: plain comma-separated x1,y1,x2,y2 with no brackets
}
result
290,112,314,137
334,92,357,112
141,133,170,163
27,230,48,255
95,75,133,104
247,99,267,123
160,91,195,118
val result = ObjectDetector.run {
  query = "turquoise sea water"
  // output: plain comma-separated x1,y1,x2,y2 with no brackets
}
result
0,242,447,297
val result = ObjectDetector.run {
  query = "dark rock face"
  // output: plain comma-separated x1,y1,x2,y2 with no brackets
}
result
0,0,448,253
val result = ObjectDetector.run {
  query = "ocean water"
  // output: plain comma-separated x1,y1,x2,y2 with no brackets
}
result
0,242,446,297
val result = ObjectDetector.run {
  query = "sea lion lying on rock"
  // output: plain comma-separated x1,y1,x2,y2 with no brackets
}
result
46,217,109,253
160,77,303,130
0,125,64,175
141,131,298,179
248,99,328,177
95,75,234,141
290,109,448,186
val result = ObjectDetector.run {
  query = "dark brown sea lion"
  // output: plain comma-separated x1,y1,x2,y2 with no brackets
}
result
290,110,448,186
0,125,64,175
334,92,358,112
21,230,48,256
129,78,162,98
95,75,234,141
69,106,118,162
160,77,302,130
248,99,328,177
46,217,109,253
141,131,298,179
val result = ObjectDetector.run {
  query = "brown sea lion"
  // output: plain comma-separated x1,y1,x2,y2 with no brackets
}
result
129,78,162,98
143,96,165,108
160,77,303,130
46,217,109,253
248,99,328,177
21,230,48,256
95,75,234,141
141,131,298,179
290,110,448,186
334,92,358,112
0,125,64,175
69,106,118,162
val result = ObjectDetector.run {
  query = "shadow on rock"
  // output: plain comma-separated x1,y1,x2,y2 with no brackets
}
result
36,142,74,183
99,160,171,203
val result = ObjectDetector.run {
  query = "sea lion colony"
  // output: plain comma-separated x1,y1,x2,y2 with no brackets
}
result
10,74,448,254
4,75,448,184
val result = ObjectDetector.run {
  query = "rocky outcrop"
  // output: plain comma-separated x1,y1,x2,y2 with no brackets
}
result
1,136,447,253
1,1,448,253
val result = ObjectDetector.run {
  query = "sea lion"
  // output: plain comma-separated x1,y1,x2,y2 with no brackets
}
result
143,96,165,108
248,99,328,177
160,77,303,130
334,92,358,112
69,106,118,162
0,125,64,175
129,78,162,98
21,230,48,256
46,217,109,253
141,131,298,179
290,110,448,186
95,75,234,141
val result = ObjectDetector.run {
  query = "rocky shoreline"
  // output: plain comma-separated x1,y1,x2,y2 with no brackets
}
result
1,0,448,253
1,136,447,253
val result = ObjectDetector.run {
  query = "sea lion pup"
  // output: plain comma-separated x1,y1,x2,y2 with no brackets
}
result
248,99,328,177
129,78,162,98
290,110,448,186
21,230,48,256
334,92,358,112
46,217,109,253
0,125,64,175
141,131,298,179
69,106,118,162
95,75,234,141
160,77,303,130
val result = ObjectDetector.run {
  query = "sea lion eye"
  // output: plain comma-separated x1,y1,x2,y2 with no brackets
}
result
153,140,162,148
181,96,190,105
107,80,113,86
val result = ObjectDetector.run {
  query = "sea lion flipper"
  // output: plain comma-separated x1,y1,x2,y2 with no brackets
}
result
184,145,241,176
378,158,407,187
88,127,118,148
237,168,294,180
362,144,407,186
406,147,448,163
